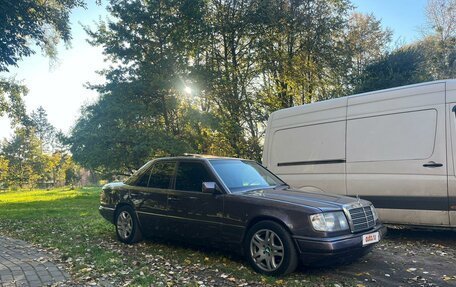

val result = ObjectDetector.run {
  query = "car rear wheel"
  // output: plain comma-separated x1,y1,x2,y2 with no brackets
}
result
245,220,298,276
115,205,142,244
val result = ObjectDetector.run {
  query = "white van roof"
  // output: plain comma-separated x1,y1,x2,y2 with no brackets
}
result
270,79,456,120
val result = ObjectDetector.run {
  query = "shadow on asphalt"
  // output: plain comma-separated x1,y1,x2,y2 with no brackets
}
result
385,226,456,243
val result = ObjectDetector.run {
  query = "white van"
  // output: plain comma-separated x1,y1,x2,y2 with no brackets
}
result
263,80,456,228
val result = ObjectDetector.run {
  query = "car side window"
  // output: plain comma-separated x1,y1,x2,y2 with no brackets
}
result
175,162,213,192
135,167,152,187
148,161,176,189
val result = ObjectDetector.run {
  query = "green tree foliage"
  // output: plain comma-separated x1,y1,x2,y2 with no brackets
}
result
0,0,94,132
0,107,83,189
345,12,393,88
70,0,454,177
64,158,82,186
0,0,93,130
0,78,28,124
45,151,80,187
0,0,88,72
1,128,44,188
86,1,179,131
254,0,352,108
0,155,8,185
425,0,456,78
71,0,367,173
67,0,228,175
29,106,58,153
67,83,193,177
354,45,433,93
191,0,269,158
355,0,455,92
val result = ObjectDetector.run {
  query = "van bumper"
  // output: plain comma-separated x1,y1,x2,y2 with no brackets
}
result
99,205,116,224
294,224,386,266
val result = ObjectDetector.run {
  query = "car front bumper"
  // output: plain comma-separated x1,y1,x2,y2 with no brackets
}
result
294,223,386,266
99,205,116,224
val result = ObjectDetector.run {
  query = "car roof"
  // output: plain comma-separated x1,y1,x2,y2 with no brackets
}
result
155,154,249,161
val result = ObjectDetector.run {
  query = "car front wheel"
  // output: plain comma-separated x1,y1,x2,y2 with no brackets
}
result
245,220,298,276
115,205,142,244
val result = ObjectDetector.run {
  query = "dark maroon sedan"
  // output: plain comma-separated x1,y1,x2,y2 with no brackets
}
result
99,155,385,276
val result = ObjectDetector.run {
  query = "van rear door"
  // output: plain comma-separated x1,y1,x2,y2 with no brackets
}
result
446,81,456,227
346,82,449,226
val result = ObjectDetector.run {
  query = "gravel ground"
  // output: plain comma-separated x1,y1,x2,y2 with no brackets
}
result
59,227,455,287
307,227,456,287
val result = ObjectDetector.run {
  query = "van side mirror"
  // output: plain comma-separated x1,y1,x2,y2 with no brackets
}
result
202,182,218,194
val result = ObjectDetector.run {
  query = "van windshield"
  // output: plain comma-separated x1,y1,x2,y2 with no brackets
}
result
209,160,285,192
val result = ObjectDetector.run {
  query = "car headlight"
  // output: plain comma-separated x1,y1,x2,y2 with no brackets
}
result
370,205,379,222
310,211,349,232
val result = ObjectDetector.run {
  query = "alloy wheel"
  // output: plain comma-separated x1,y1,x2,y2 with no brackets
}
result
250,229,285,272
116,211,133,240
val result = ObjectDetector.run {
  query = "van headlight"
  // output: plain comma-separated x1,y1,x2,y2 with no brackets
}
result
310,211,349,232
370,205,379,222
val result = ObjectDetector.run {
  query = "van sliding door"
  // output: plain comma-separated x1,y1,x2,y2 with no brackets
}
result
346,83,449,227
266,97,347,195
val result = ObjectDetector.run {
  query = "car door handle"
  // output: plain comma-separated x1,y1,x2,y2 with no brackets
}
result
423,161,443,168
168,196,181,201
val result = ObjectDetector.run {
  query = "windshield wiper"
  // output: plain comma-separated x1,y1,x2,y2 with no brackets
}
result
273,183,289,190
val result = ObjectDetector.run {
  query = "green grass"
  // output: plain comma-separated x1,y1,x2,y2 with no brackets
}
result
0,188,355,286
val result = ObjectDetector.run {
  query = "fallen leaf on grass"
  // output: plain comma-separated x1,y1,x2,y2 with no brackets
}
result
443,275,456,281
81,267,93,273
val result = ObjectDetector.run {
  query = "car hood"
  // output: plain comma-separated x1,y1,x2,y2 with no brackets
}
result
239,188,369,211
102,182,126,190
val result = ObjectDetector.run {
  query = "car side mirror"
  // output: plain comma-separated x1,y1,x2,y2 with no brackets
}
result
202,182,218,194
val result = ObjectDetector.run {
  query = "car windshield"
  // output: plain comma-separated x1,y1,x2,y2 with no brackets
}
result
209,160,285,192
124,161,153,185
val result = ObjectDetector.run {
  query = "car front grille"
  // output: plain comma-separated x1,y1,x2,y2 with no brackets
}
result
348,206,375,232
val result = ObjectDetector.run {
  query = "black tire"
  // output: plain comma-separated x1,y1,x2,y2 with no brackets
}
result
244,220,298,276
115,205,142,244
